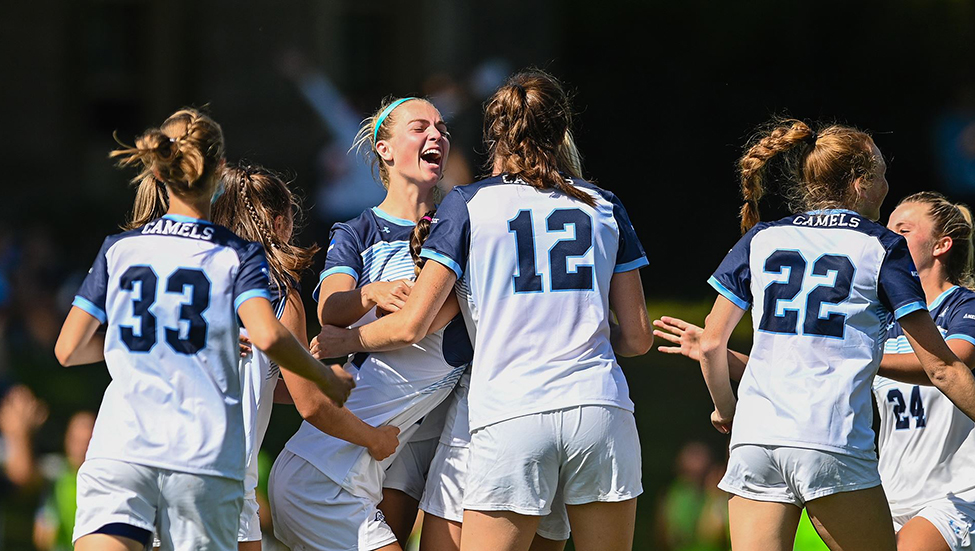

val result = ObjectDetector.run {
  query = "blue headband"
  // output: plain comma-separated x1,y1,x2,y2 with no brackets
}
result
373,97,416,144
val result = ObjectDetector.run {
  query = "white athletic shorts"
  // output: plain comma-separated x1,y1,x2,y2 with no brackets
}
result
382,436,438,501
893,491,975,551
719,444,882,506
73,458,243,551
238,492,261,542
465,405,642,519
420,441,571,540
269,449,397,551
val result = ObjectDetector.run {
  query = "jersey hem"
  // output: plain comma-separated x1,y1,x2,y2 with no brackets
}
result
469,400,635,433
615,257,649,273
235,289,272,312
420,249,463,279
894,301,927,319
84,453,244,481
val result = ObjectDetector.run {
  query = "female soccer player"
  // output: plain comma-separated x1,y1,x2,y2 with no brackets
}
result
269,97,472,551
53,108,353,551
656,190,975,551
211,163,321,551
696,120,975,551
314,70,653,551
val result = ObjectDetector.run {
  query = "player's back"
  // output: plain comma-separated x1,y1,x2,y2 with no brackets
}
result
875,285,975,517
74,214,271,480
426,175,647,432
712,210,924,458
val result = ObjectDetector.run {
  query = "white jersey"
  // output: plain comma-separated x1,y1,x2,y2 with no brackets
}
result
286,207,471,501
420,175,649,431
240,282,289,498
709,210,926,458
875,285,975,518
72,214,272,480
438,368,471,447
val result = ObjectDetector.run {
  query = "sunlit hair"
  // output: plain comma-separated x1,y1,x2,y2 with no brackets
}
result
898,191,975,288
111,108,225,230
409,210,437,277
738,118,879,233
351,97,437,190
212,163,320,295
483,69,594,207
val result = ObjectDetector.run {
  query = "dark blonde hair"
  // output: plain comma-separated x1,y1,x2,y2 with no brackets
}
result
212,164,320,295
352,97,435,189
738,119,879,233
111,108,225,230
483,70,593,207
898,191,975,288
409,210,437,276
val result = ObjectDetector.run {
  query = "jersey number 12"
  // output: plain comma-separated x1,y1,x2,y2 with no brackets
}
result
509,208,594,293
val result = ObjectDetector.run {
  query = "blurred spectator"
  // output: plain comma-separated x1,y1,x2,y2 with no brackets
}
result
33,411,95,551
0,385,50,549
656,441,721,551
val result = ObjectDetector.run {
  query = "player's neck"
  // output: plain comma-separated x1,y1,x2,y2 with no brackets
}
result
919,267,954,306
167,193,211,222
378,180,436,222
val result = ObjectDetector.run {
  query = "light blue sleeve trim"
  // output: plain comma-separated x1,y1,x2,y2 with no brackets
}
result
235,289,273,312
946,333,975,346
615,256,649,273
320,266,359,283
893,301,927,319
419,249,463,279
72,296,107,324
707,276,750,310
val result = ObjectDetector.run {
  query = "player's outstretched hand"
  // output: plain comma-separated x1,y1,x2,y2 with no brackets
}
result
710,409,733,435
653,316,704,361
322,363,355,407
364,279,413,313
0,386,48,438
366,425,400,461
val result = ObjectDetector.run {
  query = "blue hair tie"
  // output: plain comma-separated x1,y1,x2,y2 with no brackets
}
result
373,97,416,144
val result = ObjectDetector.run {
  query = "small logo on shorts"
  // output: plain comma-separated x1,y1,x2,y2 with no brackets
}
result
375,510,387,524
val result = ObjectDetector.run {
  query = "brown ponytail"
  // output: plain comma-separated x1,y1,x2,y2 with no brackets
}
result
738,118,877,233
409,210,437,276
212,164,320,295
483,70,595,207
111,108,225,229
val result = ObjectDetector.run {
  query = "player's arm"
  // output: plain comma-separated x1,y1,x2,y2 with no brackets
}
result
653,316,749,381
317,273,413,328
312,261,458,358
880,338,975,385
608,269,653,357
899,310,975,421
700,295,746,434
238,296,353,407
54,308,106,367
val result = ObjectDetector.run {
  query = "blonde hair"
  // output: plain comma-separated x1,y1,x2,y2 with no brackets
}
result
898,191,975,288
111,108,225,230
351,97,433,190
738,119,878,233
483,69,593,207
212,164,319,295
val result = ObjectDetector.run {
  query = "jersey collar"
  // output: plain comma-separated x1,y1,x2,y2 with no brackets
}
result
371,207,416,227
162,213,208,224
929,285,959,310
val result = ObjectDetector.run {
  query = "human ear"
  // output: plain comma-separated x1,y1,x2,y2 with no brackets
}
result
376,141,394,163
934,235,954,258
